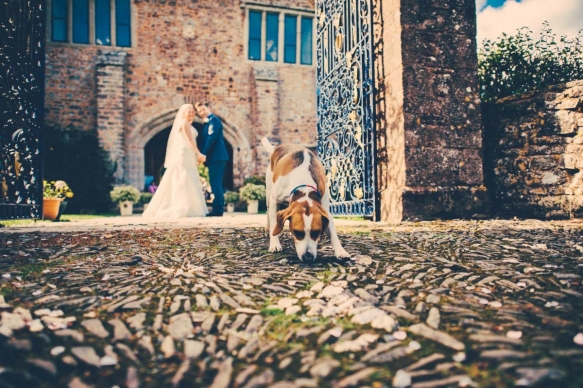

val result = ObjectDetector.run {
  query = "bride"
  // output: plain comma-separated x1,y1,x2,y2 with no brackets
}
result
143,104,208,218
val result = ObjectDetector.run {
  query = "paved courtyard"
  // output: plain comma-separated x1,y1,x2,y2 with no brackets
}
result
1,218,583,387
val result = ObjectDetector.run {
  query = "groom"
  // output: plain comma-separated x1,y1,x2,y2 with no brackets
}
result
196,101,229,217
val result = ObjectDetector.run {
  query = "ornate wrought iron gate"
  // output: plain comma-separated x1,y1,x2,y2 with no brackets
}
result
0,0,46,220
316,0,378,219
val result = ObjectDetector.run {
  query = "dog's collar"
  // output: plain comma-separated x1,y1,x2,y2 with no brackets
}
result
289,184,319,201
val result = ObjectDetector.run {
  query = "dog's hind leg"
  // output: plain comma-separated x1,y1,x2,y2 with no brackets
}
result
266,211,270,237
268,194,283,252
265,167,273,237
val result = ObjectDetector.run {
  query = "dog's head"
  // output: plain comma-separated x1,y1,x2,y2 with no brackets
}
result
272,194,329,262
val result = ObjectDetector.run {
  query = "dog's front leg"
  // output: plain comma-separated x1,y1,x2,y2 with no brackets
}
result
322,192,350,259
268,195,282,252
326,216,350,259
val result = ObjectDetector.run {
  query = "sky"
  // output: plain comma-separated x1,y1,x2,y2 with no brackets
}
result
476,0,583,46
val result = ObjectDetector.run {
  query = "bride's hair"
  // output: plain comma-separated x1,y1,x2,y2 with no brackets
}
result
177,104,194,119
164,104,194,168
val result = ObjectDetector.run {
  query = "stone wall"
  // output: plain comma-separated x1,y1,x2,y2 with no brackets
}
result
44,45,100,131
376,0,488,223
44,0,316,190
96,52,127,184
483,81,583,219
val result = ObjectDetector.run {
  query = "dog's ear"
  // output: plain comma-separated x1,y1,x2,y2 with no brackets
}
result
273,208,292,236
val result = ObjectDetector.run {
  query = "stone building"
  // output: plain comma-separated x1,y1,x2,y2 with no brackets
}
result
44,0,318,191
44,0,493,222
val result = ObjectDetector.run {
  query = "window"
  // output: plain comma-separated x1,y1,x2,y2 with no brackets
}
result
50,0,132,47
284,15,297,64
300,16,313,65
247,7,314,65
248,10,262,60
72,0,89,44
265,13,279,62
51,0,67,42
115,0,131,47
95,0,111,45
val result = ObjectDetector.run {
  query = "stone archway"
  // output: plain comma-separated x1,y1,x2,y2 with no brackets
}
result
126,108,252,191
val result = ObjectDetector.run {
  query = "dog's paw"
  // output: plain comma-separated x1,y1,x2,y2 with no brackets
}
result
269,240,283,252
334,247,351,259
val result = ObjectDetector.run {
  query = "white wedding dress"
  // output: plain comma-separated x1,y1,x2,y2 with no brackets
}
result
143,123,208,218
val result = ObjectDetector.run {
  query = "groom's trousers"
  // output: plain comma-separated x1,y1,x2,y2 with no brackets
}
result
208,162,226,215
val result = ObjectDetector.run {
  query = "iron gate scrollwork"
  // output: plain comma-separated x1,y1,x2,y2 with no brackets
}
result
316,0,377,219
0,0,46,220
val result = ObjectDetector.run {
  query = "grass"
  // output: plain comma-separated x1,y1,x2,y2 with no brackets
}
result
335,216,367,221
18,259,64,280
262,311,302,342
315,268,335,283
261,306,284,316
0,286,15,299
0,213,117,227
464,363,514,388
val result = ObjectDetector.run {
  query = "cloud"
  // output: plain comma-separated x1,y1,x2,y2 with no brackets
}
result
477,0,583,46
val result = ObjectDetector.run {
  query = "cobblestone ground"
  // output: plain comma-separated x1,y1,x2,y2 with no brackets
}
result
1,222,583,388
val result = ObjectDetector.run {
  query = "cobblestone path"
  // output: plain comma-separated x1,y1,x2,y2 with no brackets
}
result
1,222,583,387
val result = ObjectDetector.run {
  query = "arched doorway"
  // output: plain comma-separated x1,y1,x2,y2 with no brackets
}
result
127,107,250,192
144,123,234,191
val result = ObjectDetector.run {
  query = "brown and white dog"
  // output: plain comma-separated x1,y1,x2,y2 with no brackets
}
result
261,137,350,262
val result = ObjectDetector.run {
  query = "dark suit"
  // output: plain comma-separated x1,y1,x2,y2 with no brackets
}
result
200,113,229,215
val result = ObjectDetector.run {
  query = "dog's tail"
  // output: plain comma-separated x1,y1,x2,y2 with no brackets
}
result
261,137,275,155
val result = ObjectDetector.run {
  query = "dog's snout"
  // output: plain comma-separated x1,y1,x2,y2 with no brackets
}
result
301,252,315,263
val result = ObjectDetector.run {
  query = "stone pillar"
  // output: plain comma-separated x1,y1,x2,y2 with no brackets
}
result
375,0,488,222
251,65,280,176
96,51,127,185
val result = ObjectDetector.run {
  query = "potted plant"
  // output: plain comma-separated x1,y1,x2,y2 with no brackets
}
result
140,192,153,211
54,180,74,221
110,185,141,216
43,180,72,221
239,183,266,214
224,191,239,213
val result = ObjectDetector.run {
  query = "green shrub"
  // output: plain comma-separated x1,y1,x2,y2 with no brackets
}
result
479,23,583,103
244,175,266,186
198,164,210,182
224,191,239,204
44,125,115,213
140,192,153,204
239,183,266,201
110,185,141,203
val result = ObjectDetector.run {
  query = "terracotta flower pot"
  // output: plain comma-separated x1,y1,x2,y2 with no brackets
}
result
55,200,68,221
43,198,62,221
